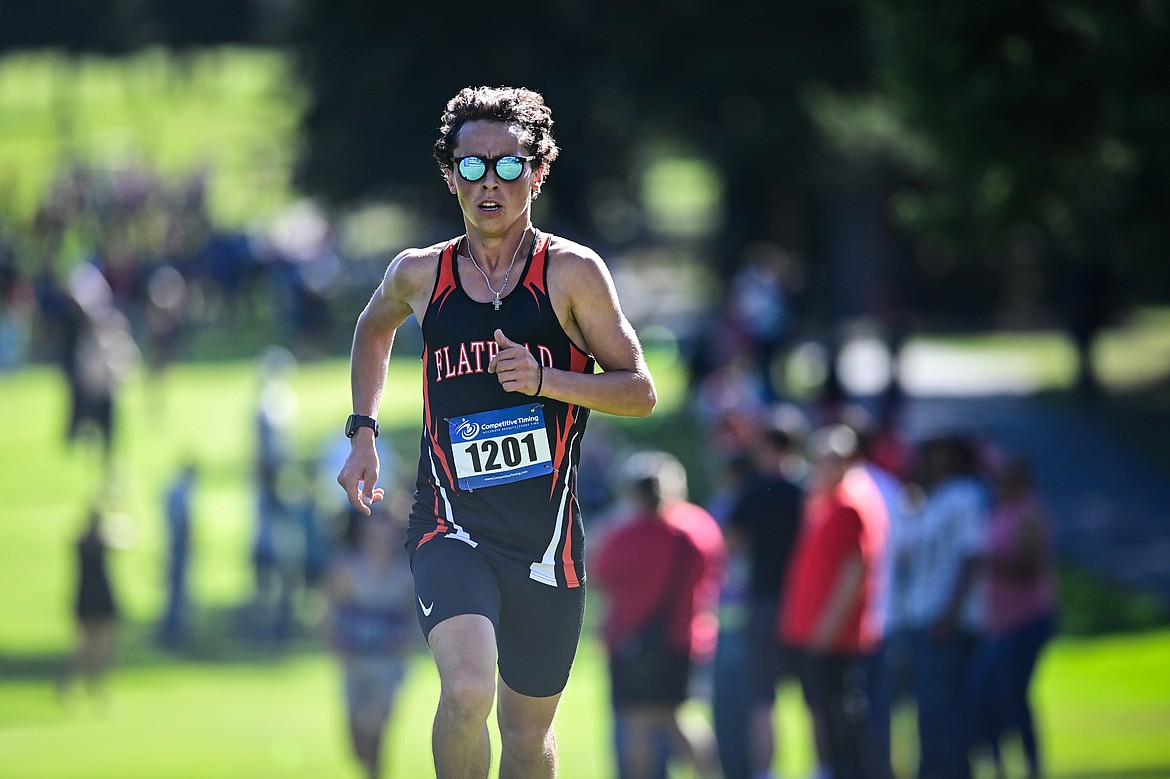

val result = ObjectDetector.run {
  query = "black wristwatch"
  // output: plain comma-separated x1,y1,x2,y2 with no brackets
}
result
345,413,379,439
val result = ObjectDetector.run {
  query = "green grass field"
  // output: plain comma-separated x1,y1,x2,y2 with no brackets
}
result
0,48,303,228
2,352,1170,778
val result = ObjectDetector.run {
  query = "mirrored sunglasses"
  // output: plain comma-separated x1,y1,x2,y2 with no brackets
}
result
454,155,536,182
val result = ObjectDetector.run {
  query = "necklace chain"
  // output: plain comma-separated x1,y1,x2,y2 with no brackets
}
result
464,229,530,310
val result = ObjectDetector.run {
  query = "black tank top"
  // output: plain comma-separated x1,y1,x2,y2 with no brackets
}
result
408,231,595,588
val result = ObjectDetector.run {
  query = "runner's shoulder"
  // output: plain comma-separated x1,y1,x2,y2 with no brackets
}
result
545,235,611,290
390,241,447,273
385,241,448,295
545,234,603,268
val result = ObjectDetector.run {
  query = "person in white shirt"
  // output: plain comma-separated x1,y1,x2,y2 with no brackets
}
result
894,434,989,779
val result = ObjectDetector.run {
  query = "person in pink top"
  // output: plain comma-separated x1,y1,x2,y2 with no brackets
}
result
970,456,1058,779
778,424,888,779
593,450,727,779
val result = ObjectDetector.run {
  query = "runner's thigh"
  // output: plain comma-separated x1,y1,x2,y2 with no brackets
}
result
496,570,586,698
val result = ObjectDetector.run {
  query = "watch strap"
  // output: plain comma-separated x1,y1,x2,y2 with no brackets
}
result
345,413,379,438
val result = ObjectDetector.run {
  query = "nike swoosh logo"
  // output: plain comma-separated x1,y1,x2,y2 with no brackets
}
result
419,597,434,617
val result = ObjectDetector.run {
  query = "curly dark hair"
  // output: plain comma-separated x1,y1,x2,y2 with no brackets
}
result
434,86,560,178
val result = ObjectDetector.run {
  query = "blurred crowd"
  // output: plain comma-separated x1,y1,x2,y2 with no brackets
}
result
0,158,356,394
579,244,1059,779
587,393,1058,779
590,288,1062,779
26,162,1061,778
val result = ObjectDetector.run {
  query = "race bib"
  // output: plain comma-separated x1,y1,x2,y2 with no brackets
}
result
449,403,553,490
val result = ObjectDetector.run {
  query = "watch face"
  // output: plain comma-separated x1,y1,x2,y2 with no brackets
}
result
347,415,377,437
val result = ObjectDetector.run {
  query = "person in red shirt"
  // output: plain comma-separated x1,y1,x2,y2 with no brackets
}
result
779,424,888,779
593,450,727,779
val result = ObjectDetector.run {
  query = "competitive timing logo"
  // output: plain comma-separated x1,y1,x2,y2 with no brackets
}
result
454,414,540,440
453,418,480,440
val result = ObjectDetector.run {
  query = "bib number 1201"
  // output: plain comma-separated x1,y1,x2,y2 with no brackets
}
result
449,404,553,490
463,432,540,473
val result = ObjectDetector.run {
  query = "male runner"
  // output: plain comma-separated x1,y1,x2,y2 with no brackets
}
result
337,85,656,779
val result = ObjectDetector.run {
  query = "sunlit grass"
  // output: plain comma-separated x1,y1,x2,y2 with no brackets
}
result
0,47,304,227
903,305,1170,391
2,342,1170,778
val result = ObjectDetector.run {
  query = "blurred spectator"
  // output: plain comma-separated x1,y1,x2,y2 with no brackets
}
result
159,463,198,649
0,235,35,370
860,384,917,485
1064,259,1118,403
61,262,140,471
256,345,299,479
693,354,770,470
142,263,190,388
707,452,759,779
269,200,346,358
778,424,889,779
842,406,913,779
895,434,989,779
326,508,416,779
250,346,301,640
718,405,808,779
199,229,259,324
725,243,801,401
60,499,128,706
592,451,726,779
251,465,305,642
969,456,1059,779
576,421,627,522
295,458,331,596
704,451,756,530
810,342,847,430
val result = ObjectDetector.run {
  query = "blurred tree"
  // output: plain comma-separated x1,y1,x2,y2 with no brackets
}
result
147,0,259,49
9,0,1168,368
0,0,270,54
288,0,641,240
0,0,146,54
289,0,871,290
607,0,872,272
863,0,1170,373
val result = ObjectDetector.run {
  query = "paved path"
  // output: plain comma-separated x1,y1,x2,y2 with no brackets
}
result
901,394,1170,602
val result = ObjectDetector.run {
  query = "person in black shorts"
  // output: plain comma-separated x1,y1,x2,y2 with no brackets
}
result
724,407,808,778
337,85,657,779
592,451,725,779
60,500,121,704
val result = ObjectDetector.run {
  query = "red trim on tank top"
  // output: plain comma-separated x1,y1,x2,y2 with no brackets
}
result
560,468,581,588
430,240,460,311
521,232,551,306
549,407,577,499
422,350,457,488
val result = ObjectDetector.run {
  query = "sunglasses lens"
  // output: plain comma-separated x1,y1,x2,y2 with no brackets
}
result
458,157,486,181
495,157,525,181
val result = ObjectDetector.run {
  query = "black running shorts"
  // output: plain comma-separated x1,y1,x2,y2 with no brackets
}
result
409,536,587,698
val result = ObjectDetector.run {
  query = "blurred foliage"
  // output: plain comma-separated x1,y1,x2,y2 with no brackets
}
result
286,0,871,274
862,0,1170,295
1058,563,1169,636
3,0,1170,322
0,0,277,53
285,0,1170,330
